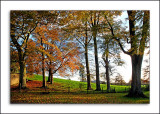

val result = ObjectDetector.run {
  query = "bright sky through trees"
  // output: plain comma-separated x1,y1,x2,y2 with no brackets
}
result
55,11,149,83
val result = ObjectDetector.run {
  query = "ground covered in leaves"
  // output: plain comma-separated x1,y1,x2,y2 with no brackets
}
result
11,75,149,104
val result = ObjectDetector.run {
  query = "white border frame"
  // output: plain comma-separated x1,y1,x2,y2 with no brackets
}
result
1,1,159,113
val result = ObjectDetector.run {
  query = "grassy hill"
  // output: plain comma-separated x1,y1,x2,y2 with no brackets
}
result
10,74,149,104
26,74,148,93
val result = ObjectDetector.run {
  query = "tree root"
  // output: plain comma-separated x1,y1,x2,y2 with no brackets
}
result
125,91,148,98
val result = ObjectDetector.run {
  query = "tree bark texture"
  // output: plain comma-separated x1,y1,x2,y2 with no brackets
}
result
127,55,145,97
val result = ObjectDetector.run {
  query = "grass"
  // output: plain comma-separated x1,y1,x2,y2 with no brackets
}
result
27,74,148,93
11,92,149,104
10,74,150,104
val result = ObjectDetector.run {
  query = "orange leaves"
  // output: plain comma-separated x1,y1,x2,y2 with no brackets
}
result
25,19,80,77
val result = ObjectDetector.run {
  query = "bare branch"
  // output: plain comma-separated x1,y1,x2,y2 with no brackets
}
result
105,15,133,55
100,61,106,67
76,37,85,48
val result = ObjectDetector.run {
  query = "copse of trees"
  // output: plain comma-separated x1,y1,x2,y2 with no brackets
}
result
10,11,80,89
10,10,149,98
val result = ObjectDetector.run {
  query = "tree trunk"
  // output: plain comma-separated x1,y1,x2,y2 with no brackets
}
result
19,60,26,89
127,55,146,97
18,50,26,89
50,69,53,84
93,29,101,91
47,68,51,82
42,56,46,88
41,38,46,88
85,30,92,90
105,53,110,92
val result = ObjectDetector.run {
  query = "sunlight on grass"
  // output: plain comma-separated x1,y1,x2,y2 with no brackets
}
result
10,74,150,104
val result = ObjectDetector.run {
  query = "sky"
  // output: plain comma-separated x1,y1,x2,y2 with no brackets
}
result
51,11,149,83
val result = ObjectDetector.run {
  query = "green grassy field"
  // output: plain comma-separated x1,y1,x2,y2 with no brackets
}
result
27,74,148,93
10,74,150,104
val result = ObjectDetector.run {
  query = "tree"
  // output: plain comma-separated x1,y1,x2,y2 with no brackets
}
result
59,11,93,90
99,11,123,92
10,11,58,89
89,11,101,91
25,39,40,75
10,11,39,89
10,42,19,73
79,63,85,82
34,24,60,86
115,73,126,85
76,15,93,90
106,10,150,97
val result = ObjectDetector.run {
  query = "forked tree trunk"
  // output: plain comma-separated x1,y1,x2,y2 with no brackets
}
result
127,55,145,97
85,29,92,90
93,29,101,91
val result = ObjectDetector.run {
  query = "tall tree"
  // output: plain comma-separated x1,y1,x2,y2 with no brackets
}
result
89,11,101,91
102,41,110,92
10,11,58,89
10,11,39,89
34,24,60,87
106,11,150,97
59,11,93,90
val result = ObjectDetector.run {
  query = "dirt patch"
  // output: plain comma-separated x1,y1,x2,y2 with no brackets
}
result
10,73,19,86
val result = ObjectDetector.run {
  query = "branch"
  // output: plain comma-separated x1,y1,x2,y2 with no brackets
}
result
11,35,21,52
76,37,85,48
87,36,92,44
90,12,94,26
139,11,149,54
97,11,100,25
23,22,39,58
21,15,25,36
53,58,70,74
105,15,132,55
127,38,131,43
100,61,105,67
29,22,39,34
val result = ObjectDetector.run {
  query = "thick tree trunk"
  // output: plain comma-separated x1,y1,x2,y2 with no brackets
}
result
19,60,26,89
127,55,146,97
18,50,26,89
93,29,101,91
105,54,110,92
